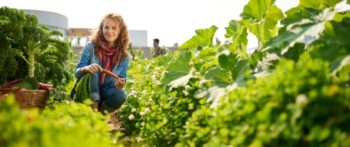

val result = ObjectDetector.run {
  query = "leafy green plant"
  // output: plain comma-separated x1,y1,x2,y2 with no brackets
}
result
182,57,350,146
0,7,71,86
73,74,93,102
0,95,122,147
118,0,350,146
7,0,347,146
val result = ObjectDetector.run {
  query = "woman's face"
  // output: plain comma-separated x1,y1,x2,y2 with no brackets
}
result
102,18,119,46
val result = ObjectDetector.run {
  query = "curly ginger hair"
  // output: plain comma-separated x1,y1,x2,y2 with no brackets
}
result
91,13,130,63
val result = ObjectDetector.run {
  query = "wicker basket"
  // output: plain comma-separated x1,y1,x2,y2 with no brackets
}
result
0,87,49,109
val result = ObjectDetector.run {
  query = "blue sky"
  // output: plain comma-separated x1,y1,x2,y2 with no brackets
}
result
1,0,299,47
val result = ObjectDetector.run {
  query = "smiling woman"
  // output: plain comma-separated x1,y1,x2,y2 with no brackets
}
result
71,13,131,113
102,19,120,45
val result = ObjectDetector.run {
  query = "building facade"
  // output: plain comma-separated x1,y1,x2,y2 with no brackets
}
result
24,9,69,38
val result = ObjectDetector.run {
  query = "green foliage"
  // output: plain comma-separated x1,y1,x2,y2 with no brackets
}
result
3,0,349,146
0,7,26,82
241,0,283,45
282,7,320,25
73,74,93,102
308,13,350,65
162,51,193,89
118,0,350,146
265,6,339,53
0,7,71,86
331,55,350,84
225,20,248,58
299,0,342,10
13,77,38,90
179,26,218,50
35,34,72,85
182,57,350,146
0,96,117,147
118,52,210,145
205,67,232,87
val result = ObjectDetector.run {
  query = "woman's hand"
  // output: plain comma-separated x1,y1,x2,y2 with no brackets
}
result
115,78,125,89
81,64,103,74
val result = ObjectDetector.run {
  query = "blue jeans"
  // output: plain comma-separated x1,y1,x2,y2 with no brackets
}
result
91,73,126,112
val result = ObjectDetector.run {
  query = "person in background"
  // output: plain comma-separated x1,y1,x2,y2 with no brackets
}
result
153,38,166,57
72,12,130,113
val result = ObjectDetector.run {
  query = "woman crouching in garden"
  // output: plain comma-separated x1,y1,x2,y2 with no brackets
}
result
71,12,130,113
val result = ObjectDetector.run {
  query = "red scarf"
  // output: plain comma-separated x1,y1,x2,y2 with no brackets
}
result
99,42,117,84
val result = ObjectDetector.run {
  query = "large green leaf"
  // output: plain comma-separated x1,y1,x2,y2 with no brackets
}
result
225,20,248,58
231,59,251,86
331,55,350,75
265,8,339,52
205,67,232,87
283,43,305,61
179,25,217,50
265,0,347,53
300,0,342,10
282,7,321,25
330,55,350,83
225,20,242,38
168,69,194,89
162,51,192,88
241,0,275,20
244,5,283,44
309,14,350,66
265,22,313,50
241,0,283,45
318,15,350,47
207,51,251,87
201,58,249,108
218,51,238,71
218,52,251,86
193,46,218,72
197,46,217,58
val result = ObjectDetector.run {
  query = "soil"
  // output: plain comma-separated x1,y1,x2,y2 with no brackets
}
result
108,111,124,132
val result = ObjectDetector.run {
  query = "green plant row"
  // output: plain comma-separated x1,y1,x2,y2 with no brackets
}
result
0,96,123,147
118,0,350,146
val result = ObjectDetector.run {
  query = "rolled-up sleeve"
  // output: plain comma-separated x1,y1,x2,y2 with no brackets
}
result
118,55,130,80
75,43,93,79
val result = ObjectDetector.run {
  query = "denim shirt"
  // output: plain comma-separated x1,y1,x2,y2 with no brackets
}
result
74,43,130,87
